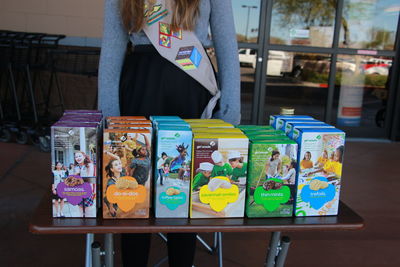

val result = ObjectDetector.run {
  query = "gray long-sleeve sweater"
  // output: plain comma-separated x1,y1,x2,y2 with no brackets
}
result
98,0,241,124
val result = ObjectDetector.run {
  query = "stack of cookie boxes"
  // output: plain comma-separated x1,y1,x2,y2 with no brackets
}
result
238,125,298,218
188,120,249,218
270,115,346,217
51,111,345,219
50,110,103,218
102,116,153,218
150,116,192,218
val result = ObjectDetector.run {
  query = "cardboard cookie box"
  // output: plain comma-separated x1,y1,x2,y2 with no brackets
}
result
292,127,345,216
102,128,152,218
153,124,193,218
245,139,298,218
190,132,249,218
51,117,101,218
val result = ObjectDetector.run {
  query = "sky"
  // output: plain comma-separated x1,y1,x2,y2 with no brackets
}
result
230,0,399,48
232,0,261,39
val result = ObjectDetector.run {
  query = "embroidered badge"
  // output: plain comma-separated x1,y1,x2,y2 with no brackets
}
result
175,46,202,70
144,4,162,18
147,9,168,25
159,34,171,48
159,22,171,35
158,22,182,48
172,29,182,40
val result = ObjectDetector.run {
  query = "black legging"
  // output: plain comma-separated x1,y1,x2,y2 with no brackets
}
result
121,233,197,267
119,45,212,267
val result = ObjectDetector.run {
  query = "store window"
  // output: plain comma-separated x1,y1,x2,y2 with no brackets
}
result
269,0,336,47
232,0,261,43
332,55,392,137
209,48,255,124
340,0,400,50
238,49,257,124
263,51,330,123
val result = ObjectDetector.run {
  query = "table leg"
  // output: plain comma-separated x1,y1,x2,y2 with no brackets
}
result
275,236,291,267
91,241,102,267
196,235,213,254
158,233,168,243
213,232,218,250
104,233,114,267
265,232,281,267
217,232,223,267
85,233,94,267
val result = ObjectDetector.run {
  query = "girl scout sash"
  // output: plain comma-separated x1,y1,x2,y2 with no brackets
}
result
142,0,220,119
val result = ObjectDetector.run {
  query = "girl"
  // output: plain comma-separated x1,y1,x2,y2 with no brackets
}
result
315,150,329,169
99,0,240,266
281,160,297,184
182,163,190,179
170,144,188,180
74,151,95,177
52,162,66,217
266,150,282,178
192,162,213,191
74,151,95,217
306,146,344,179
129,134,151,185
163,162,170,181
323,146,344,178
157,152,168,185
123,133,138,165
228,151,247,183
105,143,127,174
68,163,75,176
300,151,313,169
211,150,232,178
104,158,125,217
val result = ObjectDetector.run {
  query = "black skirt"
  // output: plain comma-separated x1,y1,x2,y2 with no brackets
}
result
119,45,211,118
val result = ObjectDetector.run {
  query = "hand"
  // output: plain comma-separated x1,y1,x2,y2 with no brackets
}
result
109,205,117,217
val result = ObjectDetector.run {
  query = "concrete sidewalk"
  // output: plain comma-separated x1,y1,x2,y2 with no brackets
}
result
0,141,399,266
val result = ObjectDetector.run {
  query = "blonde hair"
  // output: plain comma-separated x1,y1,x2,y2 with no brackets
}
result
121,0,200,33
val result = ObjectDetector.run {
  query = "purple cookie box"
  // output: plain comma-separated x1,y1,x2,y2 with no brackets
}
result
64,109,102,114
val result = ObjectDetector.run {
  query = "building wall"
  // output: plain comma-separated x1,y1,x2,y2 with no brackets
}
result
0,0,104,38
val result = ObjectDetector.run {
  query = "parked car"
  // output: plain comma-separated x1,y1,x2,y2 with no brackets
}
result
238,49,293,76
364,66,389,76
238,48,256,67
361,58,391,76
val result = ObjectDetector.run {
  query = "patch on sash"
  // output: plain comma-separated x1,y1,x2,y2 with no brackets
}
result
144,4,162,18
172,29,182,40
147,9,168,25
158,22,183,48
175,46,202,70
159,34,171,48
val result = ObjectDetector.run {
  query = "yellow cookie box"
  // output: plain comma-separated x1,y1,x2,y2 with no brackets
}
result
184,119,225,123
191,128,243,134
190,132,249,218
188,122,234,128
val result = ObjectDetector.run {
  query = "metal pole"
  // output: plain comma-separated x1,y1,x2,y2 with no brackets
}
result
85,233,94,267
196,235,213,254
91,241,102,267
158,232,168,243
104,233,114,267
213,232,218,251
8,65,21,121
275,236,291,267
153,256,168,267
217,232,223,267
245,7,250,41
25,65,38,123
265,232,281,267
